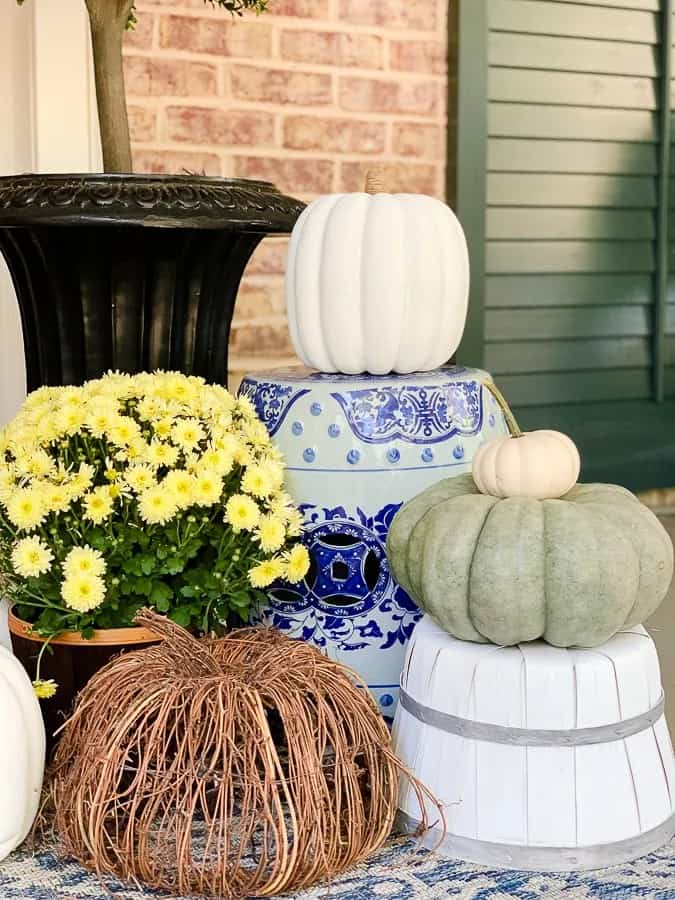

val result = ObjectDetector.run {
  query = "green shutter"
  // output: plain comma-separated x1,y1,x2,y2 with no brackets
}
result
456,0,675,489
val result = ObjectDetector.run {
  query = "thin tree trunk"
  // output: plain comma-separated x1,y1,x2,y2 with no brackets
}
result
85,0,134,173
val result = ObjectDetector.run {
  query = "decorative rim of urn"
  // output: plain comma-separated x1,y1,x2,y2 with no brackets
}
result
0,173,306,231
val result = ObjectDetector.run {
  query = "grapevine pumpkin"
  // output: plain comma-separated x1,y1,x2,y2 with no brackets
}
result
286,172,469,375
387,473,673,648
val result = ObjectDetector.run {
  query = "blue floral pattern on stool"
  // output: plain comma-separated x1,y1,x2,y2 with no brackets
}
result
332,381,483,445
238,379,309,437
253,501,422,653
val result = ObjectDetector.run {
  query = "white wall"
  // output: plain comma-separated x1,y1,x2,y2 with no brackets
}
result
0,1,101,425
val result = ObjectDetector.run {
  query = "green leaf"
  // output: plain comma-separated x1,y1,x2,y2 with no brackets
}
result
148,581,173,607
163,557,185,575
169,606,192,628
140,555,155,575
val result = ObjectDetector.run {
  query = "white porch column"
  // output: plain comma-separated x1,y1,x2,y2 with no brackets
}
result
0,0,101,425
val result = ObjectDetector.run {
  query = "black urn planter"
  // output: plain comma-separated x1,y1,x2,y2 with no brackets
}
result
0,174,304,389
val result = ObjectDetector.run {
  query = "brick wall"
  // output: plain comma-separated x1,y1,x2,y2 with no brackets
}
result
123,0,453,388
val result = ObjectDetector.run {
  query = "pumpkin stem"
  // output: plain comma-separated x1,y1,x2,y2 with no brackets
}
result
482,380,522,438
364,169,386,194
134,608,221,676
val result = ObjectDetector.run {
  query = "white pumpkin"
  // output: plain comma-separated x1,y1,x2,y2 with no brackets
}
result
473,430,581,500
0,645,45,860
286,185,469,375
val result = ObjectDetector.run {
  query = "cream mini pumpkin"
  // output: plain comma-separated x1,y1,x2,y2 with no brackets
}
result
473,382,580,500
0,644,45,860
286,174,469,375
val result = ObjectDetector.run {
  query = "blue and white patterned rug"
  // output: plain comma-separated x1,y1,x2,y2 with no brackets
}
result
1,837,675,899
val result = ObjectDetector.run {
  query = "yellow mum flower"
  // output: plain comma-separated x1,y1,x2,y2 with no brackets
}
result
138,485,179,525
236,396,257,421
225,494,260,532
24,385,57,410
11,536,53,577
125,464,157,494
7,488,47,531
86,406,119,438
248,557,285,589
0,468,15,503
158,373,199,406
152,417,174,440
243,418,272,449
241,464,274,499
285,508,305,538
32,679,57,700
61,573,106,612
162,470,195,508
261,459,284,493
199,446,234,477
118,437,148,463
83,486,115,524
55,405,86,436
284,544,310,584
41,484,72,514
108,415,142,447
63,545,106,579
146,440,179,469
192,471,223,507
211,431,240,456
15,448,55,479
136,396,163,422
256,514,287,553
172,417,205,450
70,463,95,496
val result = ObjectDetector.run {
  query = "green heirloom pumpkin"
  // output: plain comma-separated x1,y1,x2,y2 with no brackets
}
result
387,473,674,648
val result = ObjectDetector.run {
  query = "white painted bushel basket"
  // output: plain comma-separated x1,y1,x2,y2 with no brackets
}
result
393,615,675,871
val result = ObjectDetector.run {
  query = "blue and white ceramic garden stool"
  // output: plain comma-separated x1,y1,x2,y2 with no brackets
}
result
239,365,508,716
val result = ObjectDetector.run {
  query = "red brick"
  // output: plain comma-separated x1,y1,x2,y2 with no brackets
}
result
132,149,221,176
229,319,294,356
123,14,155,50
280,29,384,69
232,280,285,320
392,121,444,159
231,65,332,105
128,105,158,142
339,76,438,116
338,0,438,30
159,14,271,57
124,56,218,96
269,0,331,16
283,115,385,154
390,39,446,75
166,106,274,146
233,155,334,194
246,238,289,275
340,161,438,195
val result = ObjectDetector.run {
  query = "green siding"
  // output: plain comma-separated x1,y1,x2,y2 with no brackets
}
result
457,0,675,488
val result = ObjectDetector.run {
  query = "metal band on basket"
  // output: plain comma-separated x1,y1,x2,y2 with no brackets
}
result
398,688,666,747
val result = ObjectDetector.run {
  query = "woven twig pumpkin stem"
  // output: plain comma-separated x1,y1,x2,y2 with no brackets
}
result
133,608,220,675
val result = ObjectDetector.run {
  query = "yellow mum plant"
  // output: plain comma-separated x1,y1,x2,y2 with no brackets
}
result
0,371,309,641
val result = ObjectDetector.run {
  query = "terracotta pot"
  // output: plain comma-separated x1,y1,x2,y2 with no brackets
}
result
8,611,160,754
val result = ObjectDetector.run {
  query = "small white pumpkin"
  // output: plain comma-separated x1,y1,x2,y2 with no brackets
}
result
286,172,469,375
473,382,581,500
0,644,45,860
